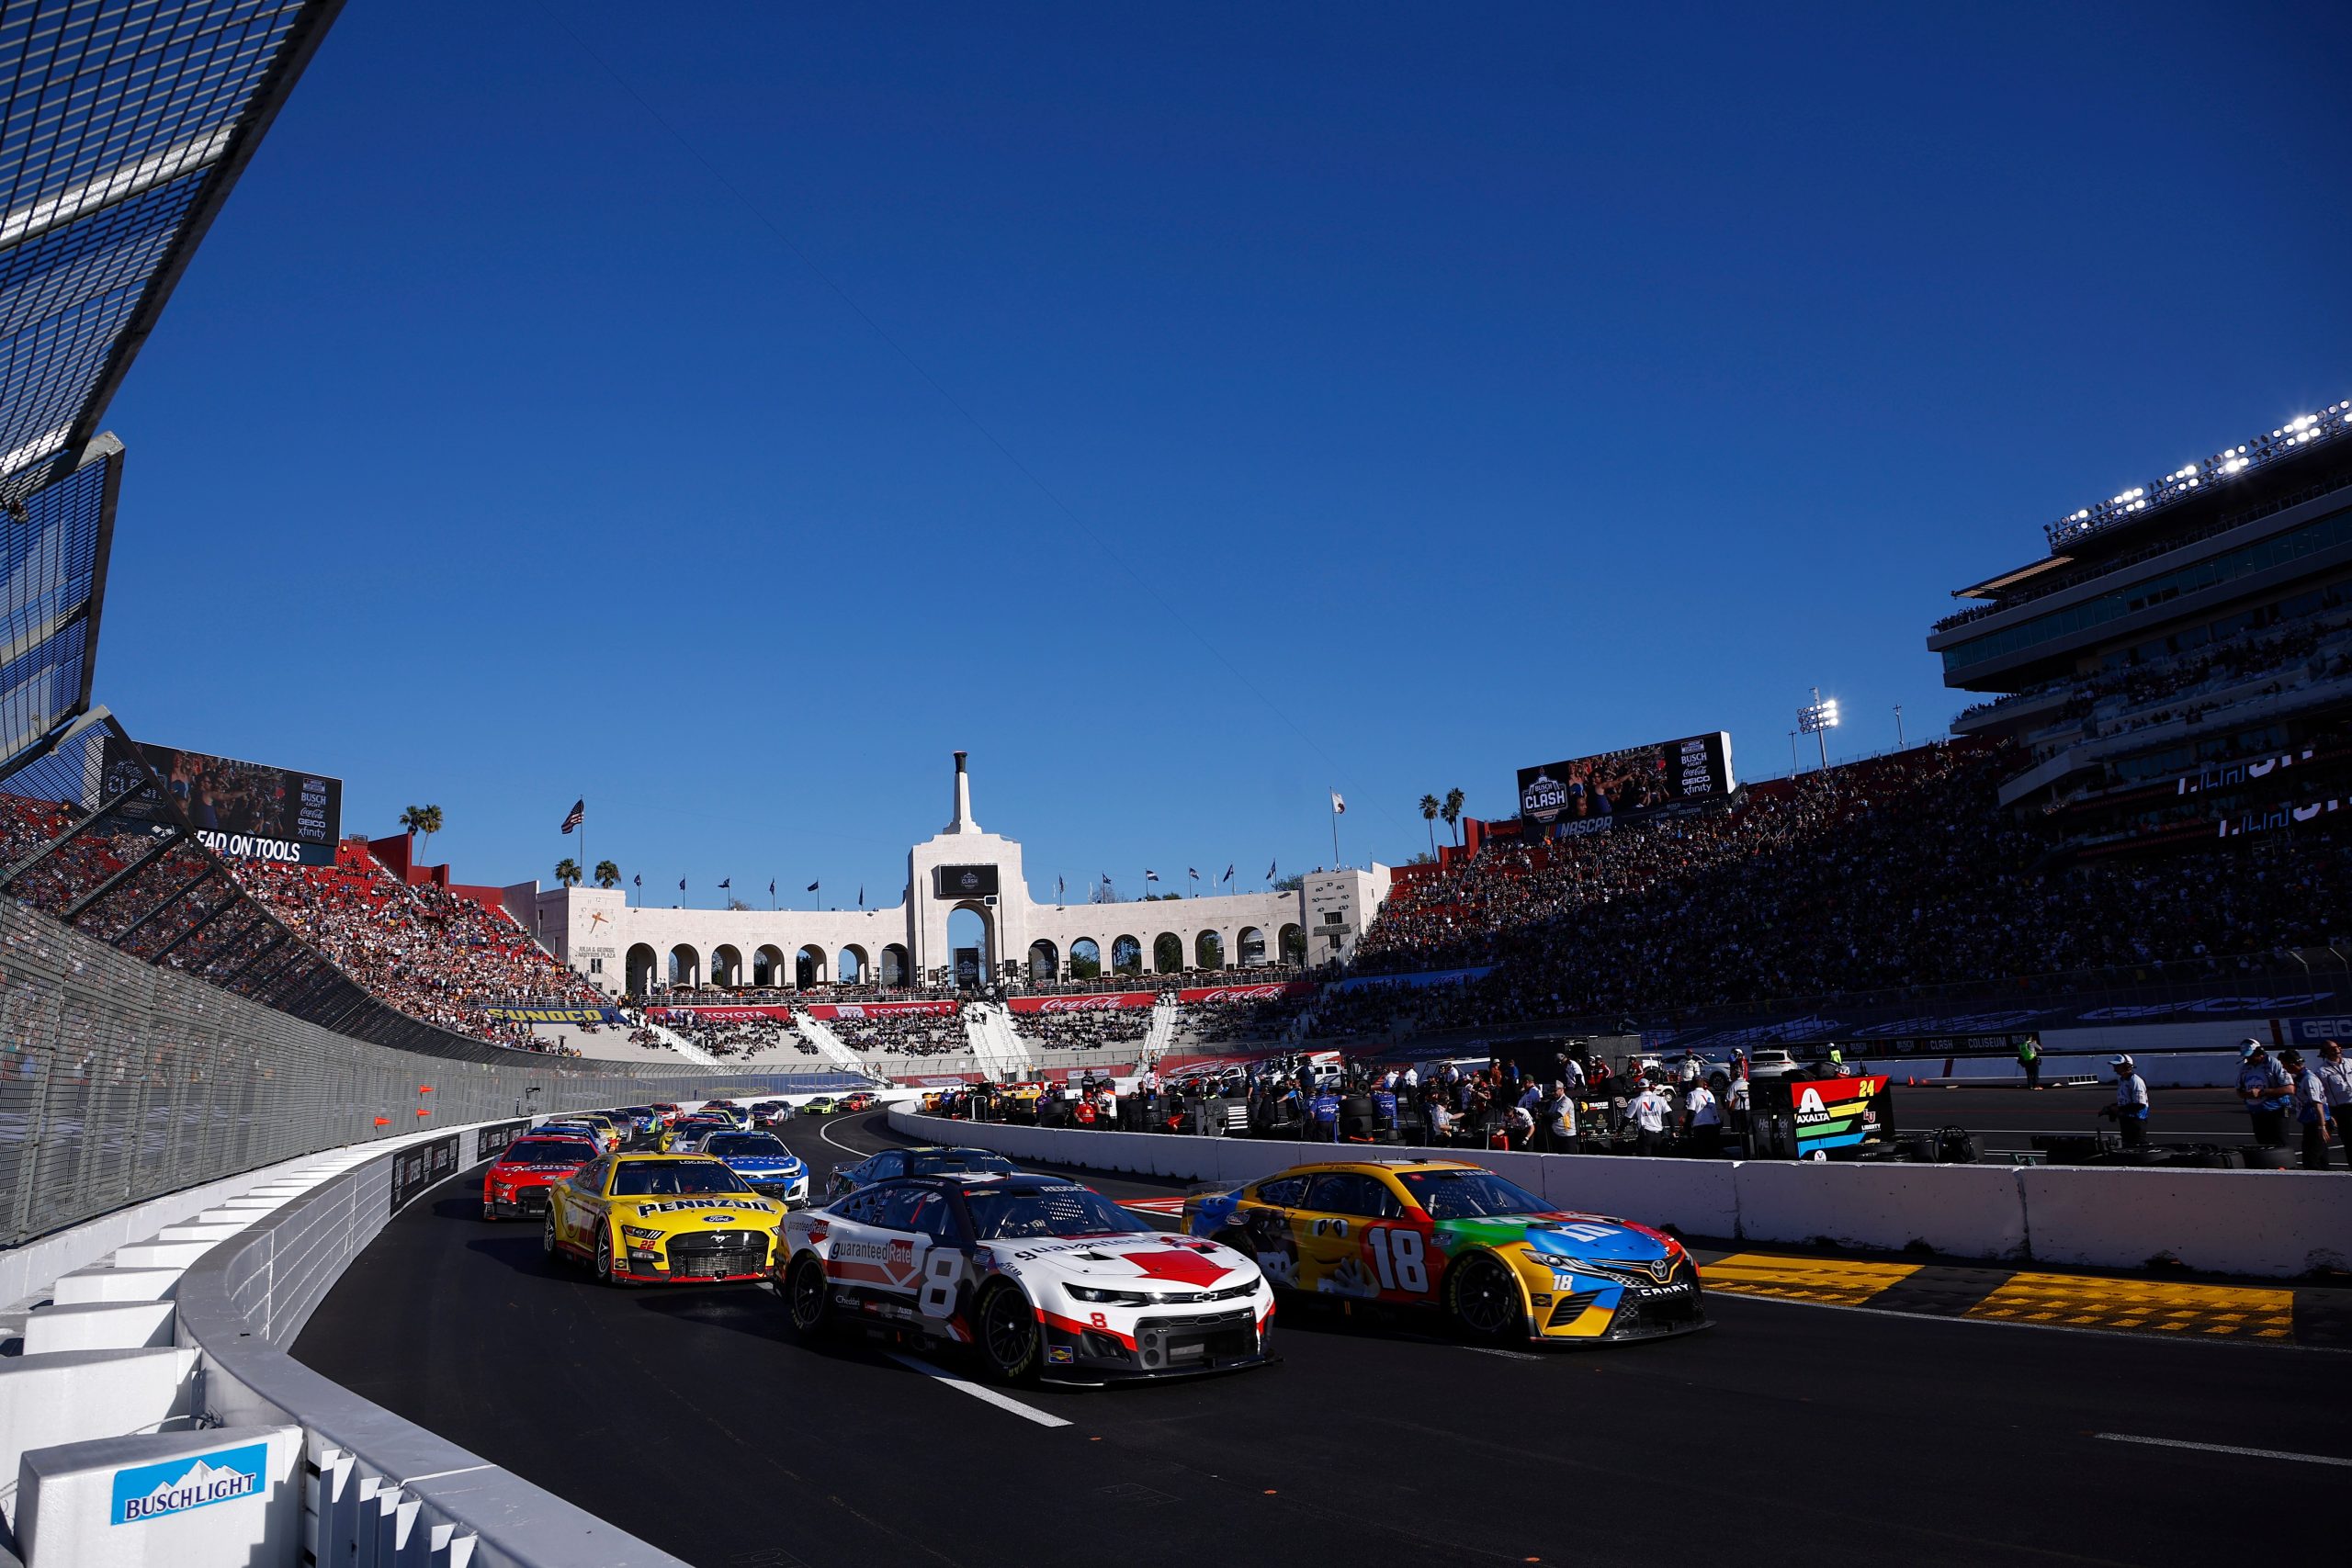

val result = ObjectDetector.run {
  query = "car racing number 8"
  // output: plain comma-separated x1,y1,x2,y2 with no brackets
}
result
918,1247,961,1318
1365,1225,1429,1295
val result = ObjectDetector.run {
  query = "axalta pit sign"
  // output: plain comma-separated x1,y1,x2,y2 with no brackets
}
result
109,1442,267,1525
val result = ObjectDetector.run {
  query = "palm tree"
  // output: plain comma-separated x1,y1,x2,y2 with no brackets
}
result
554,857,582,887
1419,794,1442,858
1442,787,1465,846
398,804,443,862
594,860,620,889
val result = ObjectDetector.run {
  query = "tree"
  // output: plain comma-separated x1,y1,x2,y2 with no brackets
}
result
594,860,620,889
1069,946,1102,980
554,858,582,887
1442,787,1465,846
727,897,752,911
1272,872,1305,893
399,804,444,862
1419,793,1442,858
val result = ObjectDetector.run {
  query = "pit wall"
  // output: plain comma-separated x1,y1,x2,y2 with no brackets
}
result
887,1111,2352,1280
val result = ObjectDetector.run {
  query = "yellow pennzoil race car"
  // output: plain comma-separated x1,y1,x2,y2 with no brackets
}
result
541,1153,784,1285
1184,1159,1707,1346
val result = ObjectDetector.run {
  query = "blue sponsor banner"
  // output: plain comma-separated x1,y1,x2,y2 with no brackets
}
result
1647,987,2342,1055
1329,966,1493,994
111,1441,268,1525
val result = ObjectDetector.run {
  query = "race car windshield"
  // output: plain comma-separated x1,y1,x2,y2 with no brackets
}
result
964,1187,1151,1240
611,1163,751,1197
705,1134,789,1157
505,1141,596,1164
1397,1168,1550,1220
910,1153,1014,1177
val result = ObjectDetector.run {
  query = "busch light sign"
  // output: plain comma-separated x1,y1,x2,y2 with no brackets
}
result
110,1442,267,1525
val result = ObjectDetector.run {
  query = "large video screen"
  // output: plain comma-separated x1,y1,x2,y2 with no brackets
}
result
933,863,1000,899
101,738,343,865
1517,731,1735,829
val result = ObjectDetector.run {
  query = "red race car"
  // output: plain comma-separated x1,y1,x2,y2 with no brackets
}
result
840,1091,880,1113
481,1132,604,1221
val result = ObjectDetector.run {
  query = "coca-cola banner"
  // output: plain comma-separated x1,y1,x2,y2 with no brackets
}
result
1006,982,1312,1014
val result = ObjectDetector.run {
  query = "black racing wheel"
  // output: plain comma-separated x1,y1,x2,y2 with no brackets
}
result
785,1254,834,1336
593,1225,617,1284
976,1282,1043,1384
540,1208,562,1264
1445,1251,1528,1342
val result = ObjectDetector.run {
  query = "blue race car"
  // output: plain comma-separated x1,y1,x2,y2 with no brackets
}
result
697,1131,808,1207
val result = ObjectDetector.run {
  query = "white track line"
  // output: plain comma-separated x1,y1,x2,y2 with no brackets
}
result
2095,1433,2352,1467
884,1351,1071,1428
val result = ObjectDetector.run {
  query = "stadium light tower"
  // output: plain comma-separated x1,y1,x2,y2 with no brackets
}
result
1796,687,1839,770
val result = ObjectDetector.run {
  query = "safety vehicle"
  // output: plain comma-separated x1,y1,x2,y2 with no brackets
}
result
823,1145,1017,1201
541,1153,785,1285
699,1131,809,1205
780,1173,1272,1383
1184,1159,1706,1346
480,1132,603,1220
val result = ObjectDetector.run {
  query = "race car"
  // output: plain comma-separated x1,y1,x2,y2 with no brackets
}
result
779,1173,1272,1384
480,1131,603,1220
840,1090,879,1113
541,1153,785,1284
611,1107,662,1142
696,1103,752,1131
824,1145,1017,1201
699,1131,809,1205
650,1102,682,1125
1184,1159,1707,1346
657,1114,732,1153
749,1100,793,1127
544,1113,624,1152
798,1096,840,1117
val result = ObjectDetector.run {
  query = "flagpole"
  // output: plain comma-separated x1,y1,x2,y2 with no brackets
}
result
1330,788,1340,868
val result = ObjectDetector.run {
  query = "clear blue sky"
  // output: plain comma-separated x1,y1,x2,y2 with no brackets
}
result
92,2,2352,906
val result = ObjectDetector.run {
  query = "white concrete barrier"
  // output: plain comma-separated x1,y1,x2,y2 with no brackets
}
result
889,1109,2352,1278
0,1348,197,1526
2019,1166,2352,1276
17,1424,304,1568
50,1269,178,1306
1734,1161,2029,1259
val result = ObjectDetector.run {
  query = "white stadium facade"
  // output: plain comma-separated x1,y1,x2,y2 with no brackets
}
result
528,753,1390,997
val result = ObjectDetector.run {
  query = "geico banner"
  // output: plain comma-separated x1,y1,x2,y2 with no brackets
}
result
480,1003,625,1025
390,1134,460,1215
475,1119,532,1161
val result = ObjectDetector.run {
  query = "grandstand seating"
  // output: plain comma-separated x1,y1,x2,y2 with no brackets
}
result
1337,739,2352,1035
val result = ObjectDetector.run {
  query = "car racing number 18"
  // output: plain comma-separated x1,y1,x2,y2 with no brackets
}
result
1363,1224,1430,1294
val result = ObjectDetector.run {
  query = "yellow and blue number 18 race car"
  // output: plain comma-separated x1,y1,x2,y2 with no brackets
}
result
540,1153,785,1284
1183,1159,1708,1346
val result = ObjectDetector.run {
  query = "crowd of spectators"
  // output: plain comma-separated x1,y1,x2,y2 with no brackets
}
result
1011,1007,1152,1051
653,1010,808,1059
1338,740,2352,1035
231,853,607,1052
1168,991,1310,1047
821,1008,967,1057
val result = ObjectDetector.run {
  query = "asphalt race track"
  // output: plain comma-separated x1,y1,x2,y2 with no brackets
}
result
296,1111,2348,1568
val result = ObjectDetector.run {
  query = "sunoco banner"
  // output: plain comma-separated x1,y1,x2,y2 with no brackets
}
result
480,1002,625,1025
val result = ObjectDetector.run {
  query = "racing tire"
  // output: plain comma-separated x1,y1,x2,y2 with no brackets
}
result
1444,1251,1529,1344
593,1225,618,1285
784,1254,835,1337
540,1208,563,1266
974,1282,1044,1385
481,1201,499,1222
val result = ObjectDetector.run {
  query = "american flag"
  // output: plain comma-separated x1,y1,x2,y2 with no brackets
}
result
559,799,583,834
1145,869,1159,882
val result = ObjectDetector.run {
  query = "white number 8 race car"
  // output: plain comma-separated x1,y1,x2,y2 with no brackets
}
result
777,1171,1274,1383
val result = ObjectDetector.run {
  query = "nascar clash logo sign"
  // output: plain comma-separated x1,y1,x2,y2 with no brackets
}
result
110,1442,267,1525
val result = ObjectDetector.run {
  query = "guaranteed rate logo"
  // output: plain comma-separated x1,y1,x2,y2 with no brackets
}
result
110,1442,268,1525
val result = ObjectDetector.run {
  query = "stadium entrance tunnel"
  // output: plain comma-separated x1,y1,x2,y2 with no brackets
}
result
710,943,743,987
1195,930,1225,969
1280,922,1305,964
1069,936,1100,977
1238,925,1265,964
1113,934,1142,974
626,942,659,994
947,902,995,986
796,944,829,987
879,943,909,987
753,943,786,987
1028,938,1058,983
839,943,870,984
1154,932,1183,975
667,943,701,987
